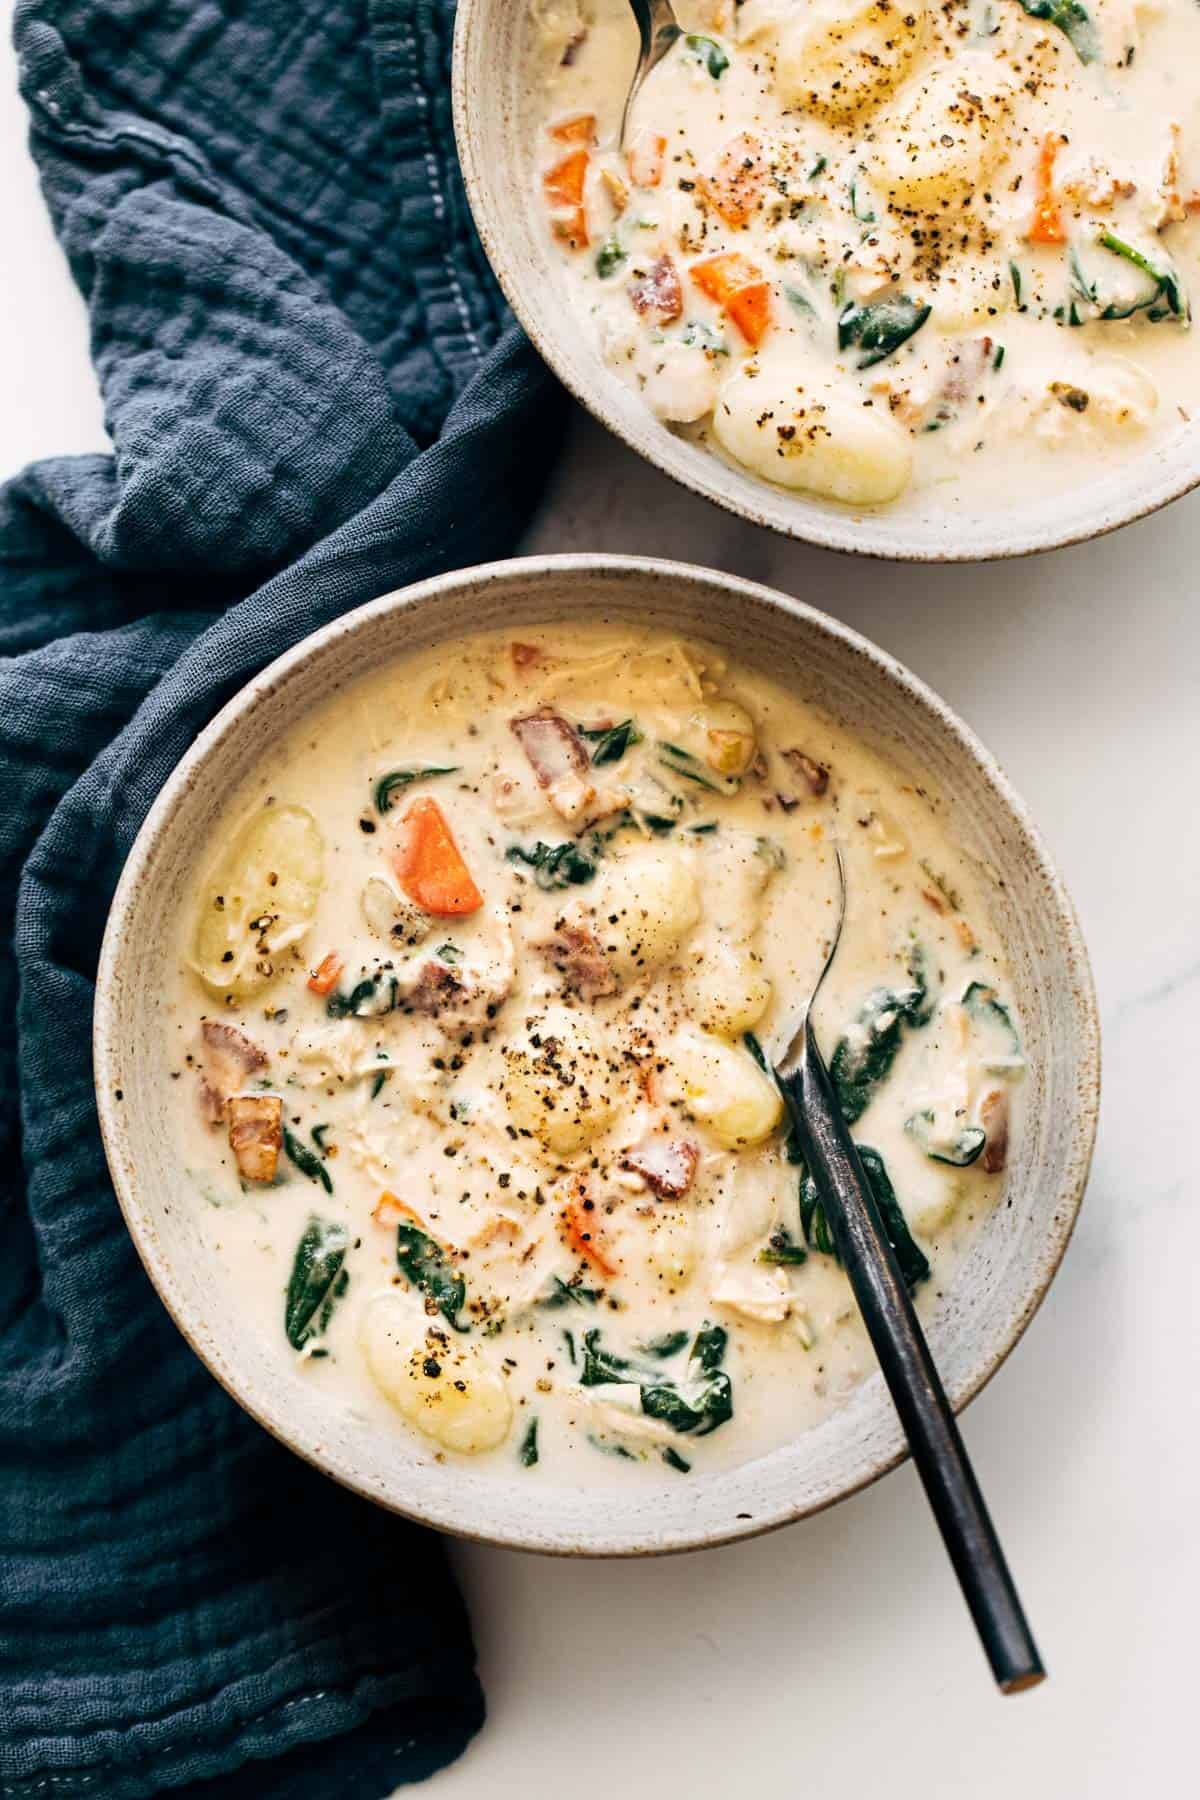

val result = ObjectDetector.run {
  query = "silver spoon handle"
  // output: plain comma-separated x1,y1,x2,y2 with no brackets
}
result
783,1032,1045,1694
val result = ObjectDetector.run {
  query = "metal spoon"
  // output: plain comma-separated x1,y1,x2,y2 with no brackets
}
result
622,0,682,147
774,848,1045,1694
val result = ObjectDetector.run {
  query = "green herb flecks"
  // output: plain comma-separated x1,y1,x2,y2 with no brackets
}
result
849,169,876,224
1013,0,1099,64
838,295,931,369
326,975,384,1019
519,1417,539,1467
595,238,626,279
370,1066,390,1100
395,1222,469,1332
685,33,729,78
374,765,459,814
435,942,462,964
285,1217,349,1349
283,1125,333,1194
579,718,643,765
506,838,597,890
540,1275,603,1309
662,1445,692,1473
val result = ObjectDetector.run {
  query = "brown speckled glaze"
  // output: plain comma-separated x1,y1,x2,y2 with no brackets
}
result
450,3,1200,563
93,557,1100,1554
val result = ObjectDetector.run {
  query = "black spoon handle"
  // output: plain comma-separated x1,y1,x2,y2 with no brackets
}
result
782,1032,1045,1694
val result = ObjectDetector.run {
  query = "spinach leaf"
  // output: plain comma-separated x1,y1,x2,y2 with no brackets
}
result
374,765,459,814
690,1321,728,1373
540,1275,603,1309
800,1147,929,1287
283,1125,333,1194
962,980,1021,1055
662,1445,692,1474
582,1321,734,1439
370,1066,390,1100
829,946,934,1123
396,1222,469,1332
579,1329,644,1386
905,1109,987,1167
1097,230,1188,320
637,1328,691,1359
580,718,642,764
656,740,739,795
285,1217,349,1349
758,1227,808,1266
519,1417,539,1467
326,975,382,1019
506,839,597,890
1013,0,1099,64
595,239,626,279
681,319,729,354
838,296,931,369
849,170,875,224
686,33,729,78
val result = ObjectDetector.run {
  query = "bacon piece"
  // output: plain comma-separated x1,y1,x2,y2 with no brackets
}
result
700,132,766,228
782,748,830,796
510,709,596,821
394,944,514,1037
536,920,617,1000
227,1094,282,1182
621,1135,699,1199
980,1089,1010,1175
629,255,683,326
197,1020,267,1123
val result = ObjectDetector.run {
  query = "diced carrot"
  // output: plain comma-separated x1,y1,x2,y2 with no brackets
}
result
725,281,770,347
307,951,344,995
550,112,596,145
690,254,771,346
544,148,589,208
690,252,763,306
392,797,483,916
562,1197,617,1279
374,1190,424,1228
551,207,589,250
627,130,667,188
1027,133,1066,245
700,132,766,228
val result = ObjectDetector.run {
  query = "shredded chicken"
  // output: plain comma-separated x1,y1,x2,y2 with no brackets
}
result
535,918,617,999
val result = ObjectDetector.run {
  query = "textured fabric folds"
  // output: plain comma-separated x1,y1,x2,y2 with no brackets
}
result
0,1,566,1794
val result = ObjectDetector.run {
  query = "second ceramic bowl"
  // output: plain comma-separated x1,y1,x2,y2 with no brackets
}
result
451,1,1200,561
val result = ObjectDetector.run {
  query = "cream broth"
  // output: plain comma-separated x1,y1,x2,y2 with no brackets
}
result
168,624,1024,1482
532,0,1200,513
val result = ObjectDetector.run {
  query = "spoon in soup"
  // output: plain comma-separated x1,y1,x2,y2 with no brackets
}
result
621,0,682,147
773,847,1045,1694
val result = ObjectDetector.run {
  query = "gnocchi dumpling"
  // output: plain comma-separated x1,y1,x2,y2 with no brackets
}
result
712,361,913,505
742,0,926,123
503,1002,626,1154
689,937,772,1036
361,1298,512,1453
865,65,1014,208
191,803,323,996
669,1028,783,1148
591,849,700,983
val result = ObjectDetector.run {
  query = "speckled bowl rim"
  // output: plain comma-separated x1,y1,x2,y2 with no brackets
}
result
450,4,1200,564
94,554,1100,1555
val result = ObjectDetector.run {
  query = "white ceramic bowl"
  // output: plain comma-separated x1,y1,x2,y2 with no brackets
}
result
95,556,1099,1554
451,1,1200,562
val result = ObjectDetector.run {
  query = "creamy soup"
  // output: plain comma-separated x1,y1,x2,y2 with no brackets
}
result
532,0,1200,512
168,624,1024,1481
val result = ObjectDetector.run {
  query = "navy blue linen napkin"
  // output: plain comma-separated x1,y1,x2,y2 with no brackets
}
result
0,2,566,1795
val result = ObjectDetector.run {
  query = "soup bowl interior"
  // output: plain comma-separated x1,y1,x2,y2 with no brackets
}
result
95,556,1098,1554
451,0,1199,562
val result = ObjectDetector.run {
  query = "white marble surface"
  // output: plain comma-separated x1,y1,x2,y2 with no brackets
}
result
3,35,1196,1800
